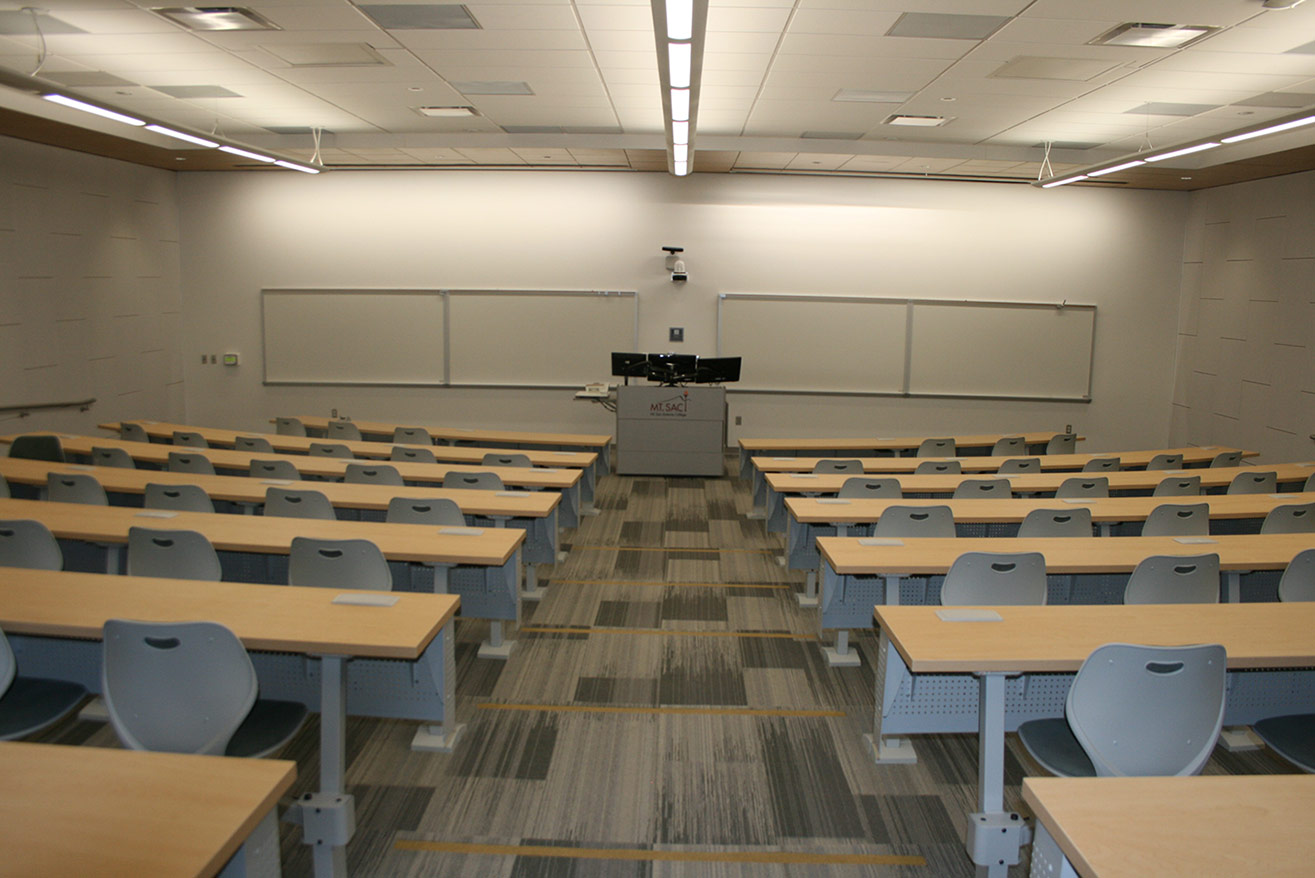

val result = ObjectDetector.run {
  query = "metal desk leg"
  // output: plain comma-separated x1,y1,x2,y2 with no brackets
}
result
965,672,1025,878
291,654,355,878
580,465,598,516
412,621,465,752
864,628,917,764
477,551,519,661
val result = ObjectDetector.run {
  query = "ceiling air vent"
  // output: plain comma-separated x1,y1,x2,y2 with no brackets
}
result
152,7,280,31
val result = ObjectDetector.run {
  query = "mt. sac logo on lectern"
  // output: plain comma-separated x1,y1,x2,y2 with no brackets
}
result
650,390,689,417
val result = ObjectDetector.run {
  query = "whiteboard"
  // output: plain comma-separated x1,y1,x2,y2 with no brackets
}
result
445,290,636,387
262,290,445,385
717,295,906,393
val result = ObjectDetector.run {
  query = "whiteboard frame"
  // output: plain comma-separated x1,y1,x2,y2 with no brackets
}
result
717,292,1095,403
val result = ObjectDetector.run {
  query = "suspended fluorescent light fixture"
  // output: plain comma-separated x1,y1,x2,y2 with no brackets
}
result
668,42,691,89
219,144,277,163
43,93,145,126
145,124,219,148
652,0,706,177
666,0,692,40
1221,114,1315,143
274,160,321,174
1144,142,1219,161
670,88,690,122
1087,159,1145,177
1041,175,1087,188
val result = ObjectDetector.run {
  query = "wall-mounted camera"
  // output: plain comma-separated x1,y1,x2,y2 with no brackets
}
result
663,246,687,282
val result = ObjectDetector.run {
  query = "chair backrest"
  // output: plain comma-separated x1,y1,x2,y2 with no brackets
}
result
1018,507,1093,538
8,435,64,462
838,477,902,499
167,451,215,475
1146,453,1184,470
997,457,1040,474
874,505,955,538
1055,476,1109,499
1153,475,1201,497
234,435,273,453
118,423,149,443
811,459,863,474
1045,433,1077,455
1209,451,1242,468
941,551,1047,606
102,619,256,755
1227,471,1277,495
46,472,107,506
391,445,437,464
127,527,222,582
385,497,466,526
91,446,136,468
1262,502,1315,535
0,519,63,570
274,417,307,437
482,453,533,468
1141,502,1209,537
915,460,961,474
308,442,353,459
326,420,362,441
1123,553,1220,604
392,427,432,445
991,436,1025,455
952,478,1012,500
248,459,300,481
0,474,7,499
0,627,14,696
288,537,391,591
1065,642,1226,777
1279,548,1315,601
144,483,215,513
1082,457,1120,472
442,471,504,491
344,463,404,486
263,487,336,520
171,431,208,448
1307,472,1315,494
916,438,955,457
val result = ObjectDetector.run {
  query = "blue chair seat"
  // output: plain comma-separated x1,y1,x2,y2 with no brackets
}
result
225,698,309,758
1254,714,1315,772
0,676,88,739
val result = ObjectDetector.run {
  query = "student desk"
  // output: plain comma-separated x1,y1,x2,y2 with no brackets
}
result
0,740,296,878
1022,775,1315,878
737,430,1079,479
872,603,1315,878
816,532,1315,666
291,415,614,479
101,420,600,510
760,461,1315,532
0,496,524,658
0,568,464,878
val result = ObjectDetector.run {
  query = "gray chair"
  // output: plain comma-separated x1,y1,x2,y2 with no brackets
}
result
46,472,107,506
91,446,136,468
443,471,504,491
144,483,215,513
1055,476,1109,499
873,505,955,539
1278,549,1315,602
0,520,62,570
1045,433,1077,455
288,537,391,591
308,442,353,459
1141,502,1209,537
274,417,307,437
8,435,64,462
952,478,1012,500
1082,457,1119,473
838,477,902,499
102,619,306,758
392,427,432,445
1227,471,1277,495
811,459,863,474
1254,551,1315,768
385,497,466,527
940,551,1047,606
234,436,274,453
1018,507,1093,538
1017,643,1226,777
1153,475,1201,497
0,626,87,740
263,487,336,520
1262,503,1315,535
1123,553,1220,604
249,459,300,481
0,475,7,499
1209,451,1242,468
1306,472,1315,493
326,420,362,442
127,527,222,582
171,430,208,448
167,451,215,475
344,463,404,486
997,457,1040,474
991,437,1025,455
118,422,150,443
915,460,961,475
482,453,533,468
391,445,437,464
916,438,955,457
1146,453,1184,470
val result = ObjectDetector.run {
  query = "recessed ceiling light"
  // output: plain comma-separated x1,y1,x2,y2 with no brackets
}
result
885,114,948,127
152,7,280,31
417,106,477,117
1090,22,1218,49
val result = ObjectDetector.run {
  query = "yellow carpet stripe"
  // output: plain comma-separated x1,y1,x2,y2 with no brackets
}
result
551,579,789,590
394,840,923,866
520,626,811,640
477,703,845,718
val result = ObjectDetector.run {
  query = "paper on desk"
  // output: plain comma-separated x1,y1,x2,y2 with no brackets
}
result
772,457,795,461
62,465,95,471
1061,498,1096,504
332,593,399,607
495,491,525,497
135,510,177,518
936,608,1003,623
792,474,820,479
816,498,851,505
261,479,294,486
439,526,484,536
1174,537,1218,544
859,537,904,546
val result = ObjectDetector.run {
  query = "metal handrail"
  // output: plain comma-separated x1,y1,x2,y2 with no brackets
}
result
0,398,96,417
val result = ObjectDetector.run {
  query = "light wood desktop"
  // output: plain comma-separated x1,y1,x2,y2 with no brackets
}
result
0,740,296,878
872,603,1315,878
1022,775,1315,878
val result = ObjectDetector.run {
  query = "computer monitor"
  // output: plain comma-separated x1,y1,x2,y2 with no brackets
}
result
693,356,741,384
611,352,649,377
646,353,698,384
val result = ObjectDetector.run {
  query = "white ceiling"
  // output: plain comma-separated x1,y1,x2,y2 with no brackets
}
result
2,0,1315,183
